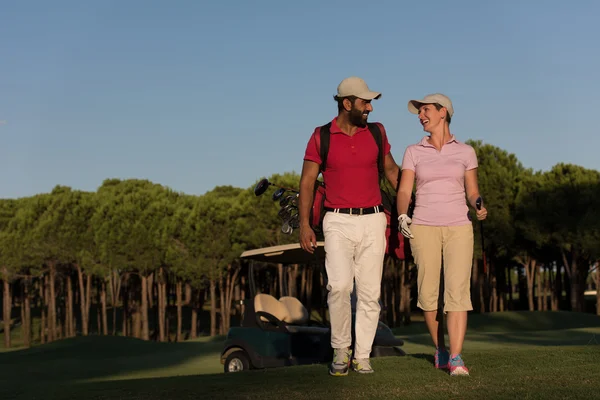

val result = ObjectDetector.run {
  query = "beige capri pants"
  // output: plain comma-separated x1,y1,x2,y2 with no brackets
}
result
409,224,474,313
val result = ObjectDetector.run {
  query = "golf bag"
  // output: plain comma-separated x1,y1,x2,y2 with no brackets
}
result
312,122,406,260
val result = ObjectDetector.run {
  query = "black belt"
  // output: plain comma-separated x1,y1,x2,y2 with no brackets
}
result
324,205,384,215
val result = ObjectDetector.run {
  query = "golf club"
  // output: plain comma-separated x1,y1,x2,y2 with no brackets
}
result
475,196,487,275
254,178,299,197
272,187,286,201
279,194,297,207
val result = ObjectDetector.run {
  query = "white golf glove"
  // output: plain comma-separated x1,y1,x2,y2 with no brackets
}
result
398,214,414,239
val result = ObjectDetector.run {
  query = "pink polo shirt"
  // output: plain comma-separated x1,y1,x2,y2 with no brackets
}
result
401,135,477,226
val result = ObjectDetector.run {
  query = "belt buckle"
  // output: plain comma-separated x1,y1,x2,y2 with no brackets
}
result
359,208,364,215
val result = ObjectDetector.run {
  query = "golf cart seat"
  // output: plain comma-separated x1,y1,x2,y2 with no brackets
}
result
254,293,329,335
279,296,309,324
255,293,290,323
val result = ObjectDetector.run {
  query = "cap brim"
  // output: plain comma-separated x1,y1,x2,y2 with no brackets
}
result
408,100,431,114
357,91,381,100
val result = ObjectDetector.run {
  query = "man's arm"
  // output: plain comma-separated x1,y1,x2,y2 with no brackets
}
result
298,160,320,253
384,152,400,192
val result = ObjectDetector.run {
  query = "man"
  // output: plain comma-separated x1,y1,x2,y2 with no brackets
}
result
298,76,400,376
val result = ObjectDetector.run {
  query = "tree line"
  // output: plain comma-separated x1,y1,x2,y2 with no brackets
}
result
0,141,599,349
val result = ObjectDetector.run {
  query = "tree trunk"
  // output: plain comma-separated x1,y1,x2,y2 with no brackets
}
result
536,265,543,311
507,266,514,310
596,263,600,316
225,265,240,334
479,265,485,313
157,272,165,342
561,249,582,312
399,260,407,324
518,255,537,312
300,268,307,303
147,273,154,309
141,275,150,341
40,277,46,344
100,280,108,335
306,268,313,318
48,263,57,342
176,281,183,342
210,278,217,336
278,264,284,298
240,276,246,316
132,299,142,339
2,270,11,349
109,269,122,336
66,275,74,337
551,265,560,311
76,264,92,336
122,276,129,337
191,295,198,340
184,283,192,306
219,276,226,335
162,279,168,342
21,279,31,347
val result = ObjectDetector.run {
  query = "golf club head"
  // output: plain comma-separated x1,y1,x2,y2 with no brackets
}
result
279,195,295,207
281,221,293,235
278,205,293,221
272,188,286,201
288,213,299,229
254,178,270,196
475,196,483,210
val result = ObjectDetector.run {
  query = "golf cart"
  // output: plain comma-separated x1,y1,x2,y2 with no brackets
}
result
220,241,405,373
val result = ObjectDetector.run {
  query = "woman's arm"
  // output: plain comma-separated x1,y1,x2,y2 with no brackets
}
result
464,168,480,208
397,169,415,215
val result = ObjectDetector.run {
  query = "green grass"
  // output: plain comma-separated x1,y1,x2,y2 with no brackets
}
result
1,311,599,400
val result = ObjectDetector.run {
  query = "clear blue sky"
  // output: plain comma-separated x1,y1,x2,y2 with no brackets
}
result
1,0,598,199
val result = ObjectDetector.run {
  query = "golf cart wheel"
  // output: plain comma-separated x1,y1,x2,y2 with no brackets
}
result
224,351,250,373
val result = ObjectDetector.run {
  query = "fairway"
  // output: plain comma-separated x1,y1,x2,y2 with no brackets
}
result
1,311,599,400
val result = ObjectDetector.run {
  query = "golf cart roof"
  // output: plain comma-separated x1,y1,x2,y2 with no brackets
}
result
240,242,325,265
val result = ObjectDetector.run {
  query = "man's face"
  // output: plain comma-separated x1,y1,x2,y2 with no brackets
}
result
347,98,373,127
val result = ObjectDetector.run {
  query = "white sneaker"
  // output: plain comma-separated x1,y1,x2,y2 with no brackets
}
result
352,358,374,374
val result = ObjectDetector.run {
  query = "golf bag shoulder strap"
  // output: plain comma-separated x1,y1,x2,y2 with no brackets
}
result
319,122,332,172
318,121,383,175
367,122,385,180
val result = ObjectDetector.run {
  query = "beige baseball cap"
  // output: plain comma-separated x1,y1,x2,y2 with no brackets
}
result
336,76,381,100
408,93,454,116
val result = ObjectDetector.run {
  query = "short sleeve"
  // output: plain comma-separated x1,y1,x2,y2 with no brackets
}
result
303,127,322,165
465,145,478,170
401,146,416,171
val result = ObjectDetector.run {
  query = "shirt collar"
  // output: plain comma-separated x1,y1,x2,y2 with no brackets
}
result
330,117,370,135
418,134,459,148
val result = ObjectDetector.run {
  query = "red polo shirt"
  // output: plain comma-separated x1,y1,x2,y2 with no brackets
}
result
303,117,391,208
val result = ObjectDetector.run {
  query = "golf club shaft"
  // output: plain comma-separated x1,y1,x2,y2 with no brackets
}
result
475,197,487,275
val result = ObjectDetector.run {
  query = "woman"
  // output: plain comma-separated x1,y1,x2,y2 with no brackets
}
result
396,93,487,376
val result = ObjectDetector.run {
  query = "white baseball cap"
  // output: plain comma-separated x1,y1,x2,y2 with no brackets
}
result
408,93,454,116
336,77,381,100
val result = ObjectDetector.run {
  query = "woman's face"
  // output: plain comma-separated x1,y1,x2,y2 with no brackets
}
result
418,103,446,133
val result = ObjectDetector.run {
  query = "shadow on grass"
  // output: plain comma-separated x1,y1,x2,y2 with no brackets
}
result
0,334,225,386
406,353,435,366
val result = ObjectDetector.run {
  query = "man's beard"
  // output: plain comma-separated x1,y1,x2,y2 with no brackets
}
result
349,107,368,127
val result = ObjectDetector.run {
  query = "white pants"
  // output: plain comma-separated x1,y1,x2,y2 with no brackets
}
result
323,211,387,359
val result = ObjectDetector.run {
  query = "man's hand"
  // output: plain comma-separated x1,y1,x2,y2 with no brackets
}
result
398,214,414,239
299,225,317,253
